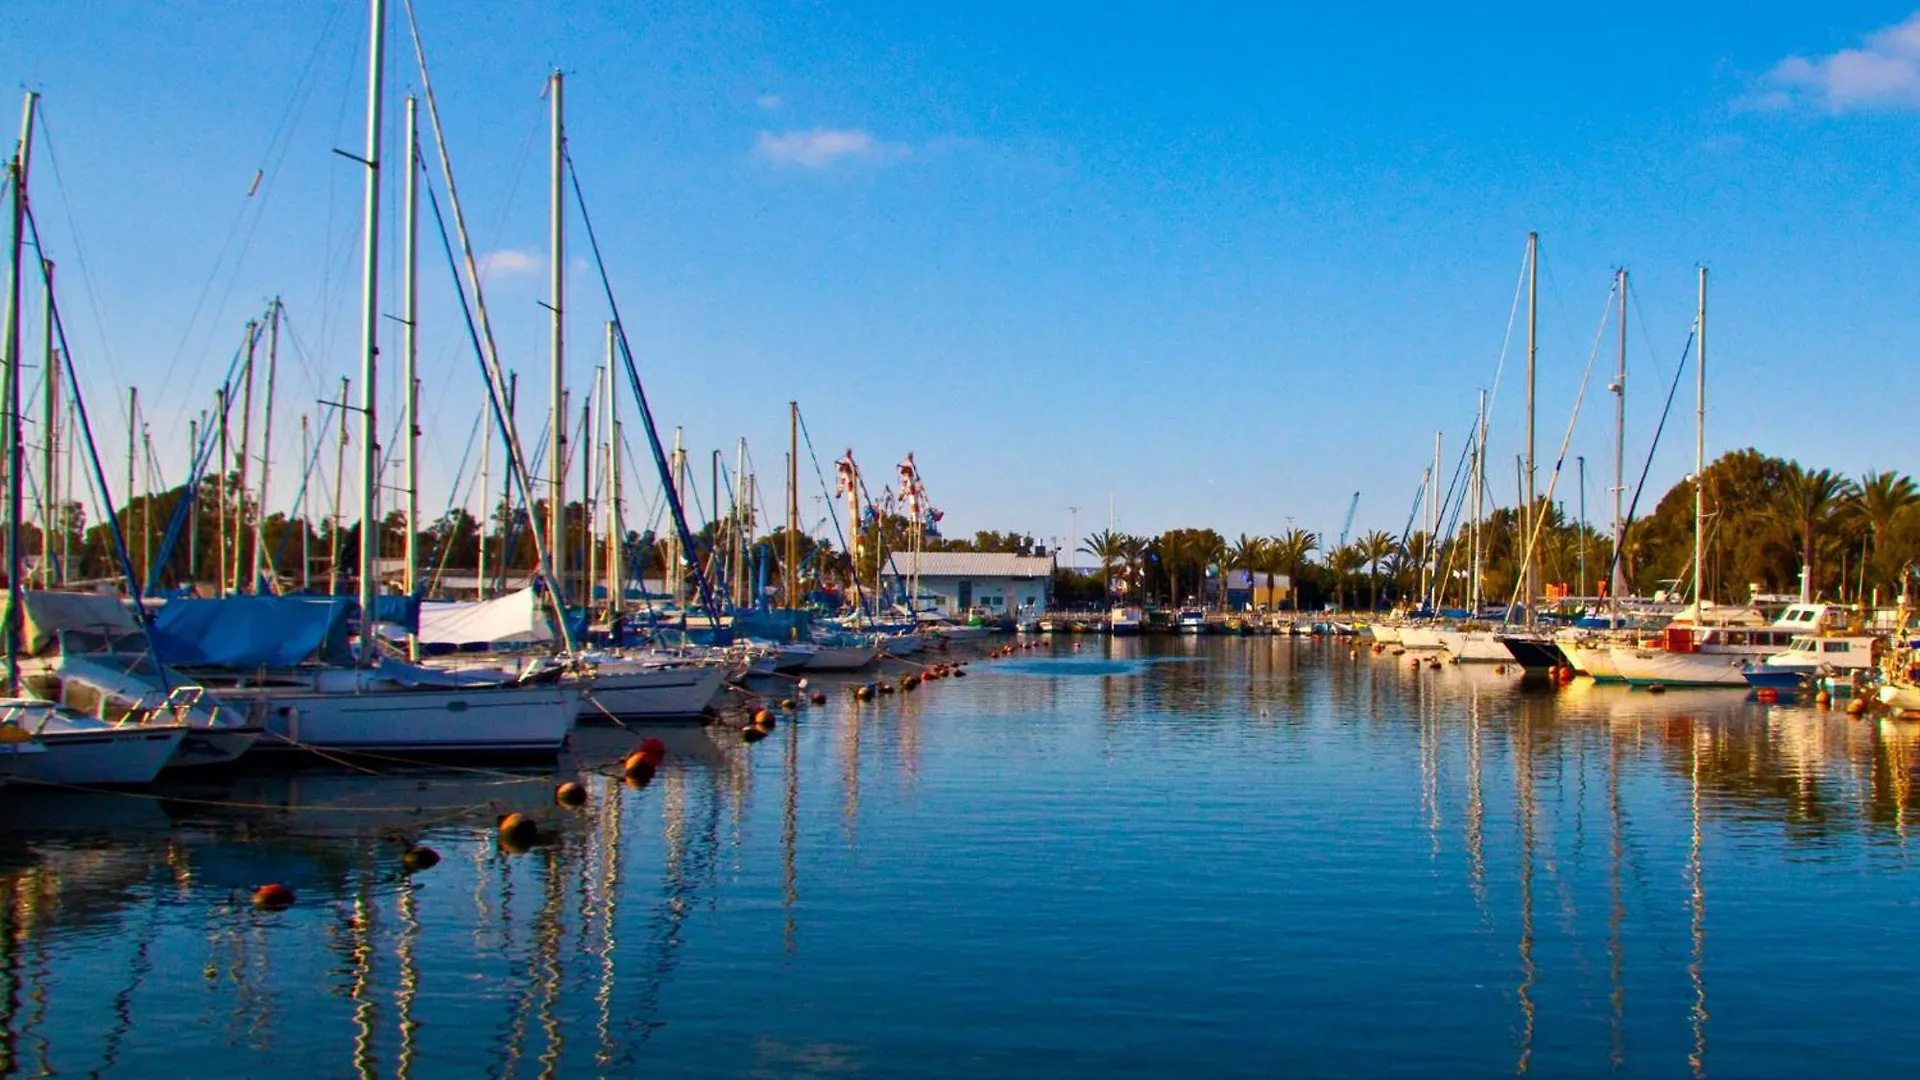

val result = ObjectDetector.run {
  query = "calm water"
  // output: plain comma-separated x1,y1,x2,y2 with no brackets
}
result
4,637,1918,1078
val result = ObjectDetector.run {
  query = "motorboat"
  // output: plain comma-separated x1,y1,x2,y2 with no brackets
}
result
1109,605,1144,636
0,699,185,786
1175,608,1208,634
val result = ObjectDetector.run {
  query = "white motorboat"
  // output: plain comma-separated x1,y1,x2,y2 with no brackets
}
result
1608,604,1822,688
1175,608,1208,634
0,699,186,785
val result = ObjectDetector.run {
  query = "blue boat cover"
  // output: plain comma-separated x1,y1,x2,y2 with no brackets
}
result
153,596,355,668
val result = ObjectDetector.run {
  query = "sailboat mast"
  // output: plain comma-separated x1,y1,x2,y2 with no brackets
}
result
787,401,798,609
1431,431,1441,607
581,377,594,614
1524,230,1538,625
1612,268,1626,622
3,90,35,693
1473,388,1487,612
254,299,282,593
402,94,420,630
38,257,55,587
300,414,311,591
1693,266,1706,610
354,0,385,644
235,317,259,595
547,69,566,611
606,323,621,613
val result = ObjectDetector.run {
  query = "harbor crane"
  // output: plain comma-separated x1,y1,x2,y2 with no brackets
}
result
1337,491,1360,549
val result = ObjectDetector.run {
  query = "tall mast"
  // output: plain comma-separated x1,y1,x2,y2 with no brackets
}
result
1524,230,1538,625
253,299,282,593
606,322,622,614
3,91,36,693
354,0,387,650
1612,268,1626,622
216,383,229,598
667,427,684,603
787,401,798,609
38,257,54,587
330,378,349,595
1473,388,1487,612
1577,455,1587,599
1431,431,1442,607
581,377,594,614
234,318,259,594
127,387,137,577
402,94,420,635
476,389,489,599
547,69,566,610
1694,266,1706,611
299,414,311,591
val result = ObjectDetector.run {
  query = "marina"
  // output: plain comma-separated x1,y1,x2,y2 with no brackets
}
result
4,634,1919,1077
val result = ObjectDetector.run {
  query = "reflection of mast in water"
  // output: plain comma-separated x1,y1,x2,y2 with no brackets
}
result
347,879,379,1080
534,845,568,1078
1464,679,1487,909
784,708,801,954
394,875,422,1080
594,773,625,1071
1,873,20,1075
1515,709,1536,1075
842,700,863,841
1607,721,1626,1071
1687,723,1709,1077
1418,667,1440,859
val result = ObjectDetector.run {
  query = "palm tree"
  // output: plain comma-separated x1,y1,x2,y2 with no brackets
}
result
1152,531,1188,606
1357,530,1398,612
1197,531,1228,611
1774,464,1855,599
1268,528,1319,611
1327,544,1365,612
1117,533,1149,600
1849,470,1919,592
1079,528,1126,601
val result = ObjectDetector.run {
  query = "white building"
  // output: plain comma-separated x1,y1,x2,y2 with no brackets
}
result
888,552,1055,615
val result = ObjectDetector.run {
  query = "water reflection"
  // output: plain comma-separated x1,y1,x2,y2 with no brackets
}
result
0,639,1916,1076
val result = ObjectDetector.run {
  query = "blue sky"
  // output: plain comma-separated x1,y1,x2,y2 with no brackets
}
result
6,2,1920,553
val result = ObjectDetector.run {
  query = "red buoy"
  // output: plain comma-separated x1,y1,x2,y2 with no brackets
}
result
252,883,295,910
1755,688,1778,703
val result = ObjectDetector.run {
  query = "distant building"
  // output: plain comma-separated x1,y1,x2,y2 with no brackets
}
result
1225,569,1292,610
887,552,1055,615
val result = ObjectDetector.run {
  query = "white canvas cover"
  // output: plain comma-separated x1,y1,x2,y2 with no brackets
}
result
416,587,554,647
21,590,141,655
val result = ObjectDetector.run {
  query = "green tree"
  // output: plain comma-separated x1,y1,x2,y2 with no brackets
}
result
1268,528,1319,611
1358,530,1398,612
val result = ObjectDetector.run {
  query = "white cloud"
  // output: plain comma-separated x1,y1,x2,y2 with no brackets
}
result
754,128,906,168
1752,12,1920,112
756,93,782,110
480,248,542,279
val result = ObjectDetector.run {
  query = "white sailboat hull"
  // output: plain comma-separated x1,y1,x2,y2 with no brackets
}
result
244,681,579,755
1555,634,1622,681
800,645,877,671
1398,626,1445,651
580,666,724,720
1436,629,1511,663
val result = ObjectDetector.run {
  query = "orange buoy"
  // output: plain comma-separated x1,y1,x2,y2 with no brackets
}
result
1815,690,1832,708
1558,667,1574,684
855,684,873,700
623,754,657,782
1847,697,1868,716
1755,688,1778,704
252,883,296,910
498,813,539,848
556,781,588,807
742,725,768,743
753,708,774,726
402,846,441,872
779,698,797,711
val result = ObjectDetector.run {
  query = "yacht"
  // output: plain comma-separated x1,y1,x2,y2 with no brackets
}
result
1175,608,1208,634
1608,603,1825,688
0,699,185,785
1742,633,1881,694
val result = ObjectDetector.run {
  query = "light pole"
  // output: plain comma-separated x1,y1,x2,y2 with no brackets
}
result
1068,505,1080,573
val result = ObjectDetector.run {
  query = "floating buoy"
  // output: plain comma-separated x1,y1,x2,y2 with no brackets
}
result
1648,684,1667,695
854,684,873,700
639,737,667,762
879,682,897,694
1847,698,1869,716
753,708,774,726
252,883,295,910
1815,690,1832,708
402,846,441,872
810,692,827,705
1755,688,1778,704
556,781,588,807
1558,667,1574,684
778,698,796,711
797,678,810,690
623,754,657,782
953,668,967,677
742,725,768,743
498,813,539,849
